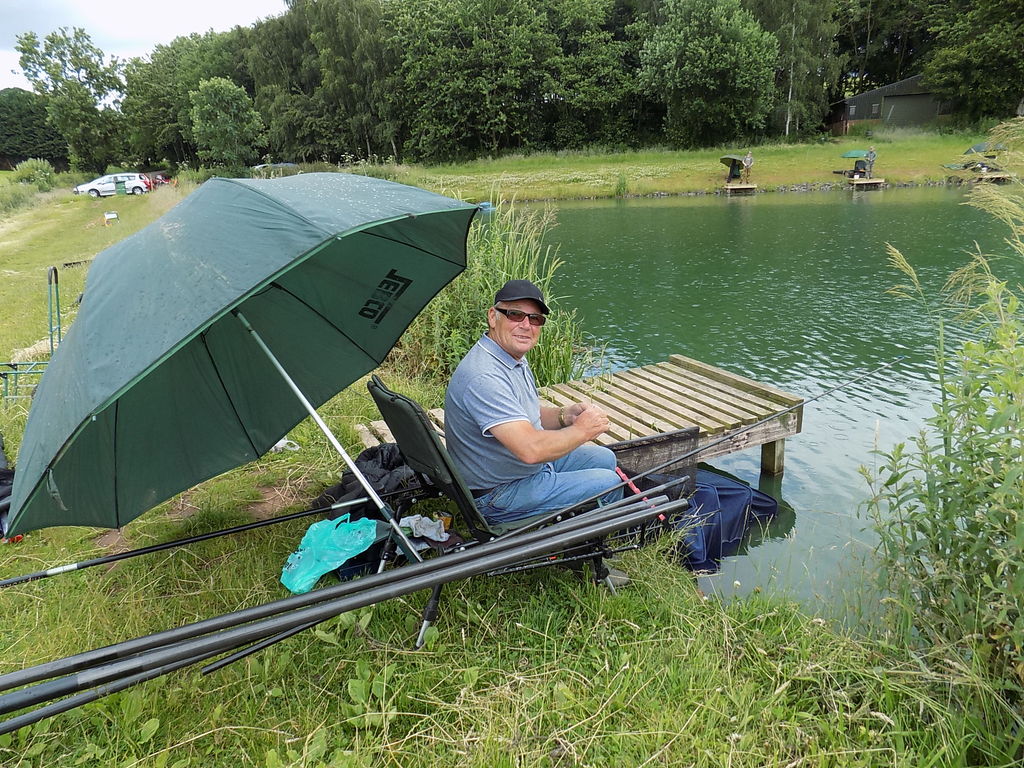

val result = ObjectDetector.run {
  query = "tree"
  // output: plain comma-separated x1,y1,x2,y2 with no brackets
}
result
639,0,778,147
743,0,842,136
544,0,636,148
922,0,1024,121
189,77,266,167
833,0,933,96
123,31,247,167
390,0,560,162
0,88,66,166
15,27,126,172
307,0,402,160
241,1,359,163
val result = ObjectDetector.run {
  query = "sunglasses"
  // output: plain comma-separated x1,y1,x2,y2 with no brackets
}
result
493,306,547,327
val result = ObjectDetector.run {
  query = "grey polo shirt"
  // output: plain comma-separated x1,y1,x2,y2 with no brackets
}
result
444,333,543,490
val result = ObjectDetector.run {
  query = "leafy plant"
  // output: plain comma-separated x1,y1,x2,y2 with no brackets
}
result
386,199,600,392
12,158,57,191
867,117,1024,691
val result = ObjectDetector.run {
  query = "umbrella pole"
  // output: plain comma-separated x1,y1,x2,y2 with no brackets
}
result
234,311,422,563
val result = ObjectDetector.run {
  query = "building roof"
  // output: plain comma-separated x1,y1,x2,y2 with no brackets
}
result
847,74,930,104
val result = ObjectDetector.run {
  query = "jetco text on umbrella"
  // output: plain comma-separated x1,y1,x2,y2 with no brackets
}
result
359,269,413,325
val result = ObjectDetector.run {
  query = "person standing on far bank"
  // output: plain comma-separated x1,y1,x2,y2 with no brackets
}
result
444,280,623,526
866,146,877,178
742,151,754,183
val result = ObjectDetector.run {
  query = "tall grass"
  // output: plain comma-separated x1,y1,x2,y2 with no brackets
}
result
385,201,598,396
866,118,1024,714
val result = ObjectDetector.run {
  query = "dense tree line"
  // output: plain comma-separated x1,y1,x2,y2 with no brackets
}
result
7,0,1022,173
0,88,66,167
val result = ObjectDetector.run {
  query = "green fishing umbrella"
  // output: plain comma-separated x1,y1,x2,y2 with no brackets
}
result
840,150,869,159
964,142,1006,155
719,154,745,166
4,174,477,537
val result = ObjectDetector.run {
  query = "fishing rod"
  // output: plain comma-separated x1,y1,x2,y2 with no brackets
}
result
0,498,370,589
0,488,683,695
0,499,678,729
510,356,906,537
195,474,690,674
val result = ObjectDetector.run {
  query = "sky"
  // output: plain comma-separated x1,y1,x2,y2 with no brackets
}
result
1,0,288,91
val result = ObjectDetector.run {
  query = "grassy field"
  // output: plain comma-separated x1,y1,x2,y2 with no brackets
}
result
390,129,988,201
1,146,1022,766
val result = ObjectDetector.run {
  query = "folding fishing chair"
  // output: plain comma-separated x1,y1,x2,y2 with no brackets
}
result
366,375,690,645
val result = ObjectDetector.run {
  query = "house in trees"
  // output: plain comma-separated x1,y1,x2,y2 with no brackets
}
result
832,74,954,134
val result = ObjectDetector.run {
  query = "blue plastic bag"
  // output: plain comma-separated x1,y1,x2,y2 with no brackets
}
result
280,514,383,594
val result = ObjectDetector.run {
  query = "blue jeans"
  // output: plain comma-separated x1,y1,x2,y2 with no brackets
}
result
475,444,624,525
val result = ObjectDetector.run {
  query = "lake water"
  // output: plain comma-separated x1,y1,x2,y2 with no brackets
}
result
540,186,1015,619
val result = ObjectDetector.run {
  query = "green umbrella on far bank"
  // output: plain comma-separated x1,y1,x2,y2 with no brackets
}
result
965,142,1006,156
3,174,477,541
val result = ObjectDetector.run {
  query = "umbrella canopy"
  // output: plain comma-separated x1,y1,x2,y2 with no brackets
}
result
964,142,1006,155
4,174,477,537
841,150,869,159
719,154,745,167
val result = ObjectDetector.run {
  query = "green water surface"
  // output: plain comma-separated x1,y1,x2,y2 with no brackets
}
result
541,186,1016,617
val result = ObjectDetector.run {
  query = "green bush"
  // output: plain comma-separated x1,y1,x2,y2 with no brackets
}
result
177,166,247,185
11,158,56,191
867,118,1024,690
385,201,599,393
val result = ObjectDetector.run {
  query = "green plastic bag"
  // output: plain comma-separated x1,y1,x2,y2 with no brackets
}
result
280,514,383,594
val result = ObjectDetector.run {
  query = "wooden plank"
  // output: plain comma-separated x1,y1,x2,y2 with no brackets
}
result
761,440,785,475
610,426,700,486
557,381,684,434
426,408,446,432
595,375,731,434
355,423,380,449
695,413,800,462
667,355,802,406
648,362,777,415
371,420,395,445
548,382,674,440
621,367,760,425
538,385,634,443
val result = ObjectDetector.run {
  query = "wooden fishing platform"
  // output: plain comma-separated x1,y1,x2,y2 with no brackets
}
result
974,172,1011,183
848,177,885,188
358,354,805,476
723,183,757,195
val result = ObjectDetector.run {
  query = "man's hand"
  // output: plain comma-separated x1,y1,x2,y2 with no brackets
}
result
494,401,611,464
570,402,609,441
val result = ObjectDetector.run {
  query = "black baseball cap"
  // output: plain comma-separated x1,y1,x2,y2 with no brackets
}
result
493,279,550,315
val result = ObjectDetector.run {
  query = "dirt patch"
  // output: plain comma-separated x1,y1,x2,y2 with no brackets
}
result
167,491,200,522
248,486,305,521
92,528,130,554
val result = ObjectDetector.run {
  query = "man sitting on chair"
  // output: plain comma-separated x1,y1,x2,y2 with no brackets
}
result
444,279,623,526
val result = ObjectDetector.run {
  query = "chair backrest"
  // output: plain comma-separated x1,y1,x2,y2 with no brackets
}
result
368,375,502,540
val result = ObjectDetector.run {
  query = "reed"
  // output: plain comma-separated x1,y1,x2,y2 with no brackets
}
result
867,118,1024,706
384,200,598,395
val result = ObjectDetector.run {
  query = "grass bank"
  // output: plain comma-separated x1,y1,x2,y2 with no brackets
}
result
389,129,990,202
2,160,1022,765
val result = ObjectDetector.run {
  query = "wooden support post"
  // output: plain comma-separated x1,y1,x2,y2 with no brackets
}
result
761,439,785,475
